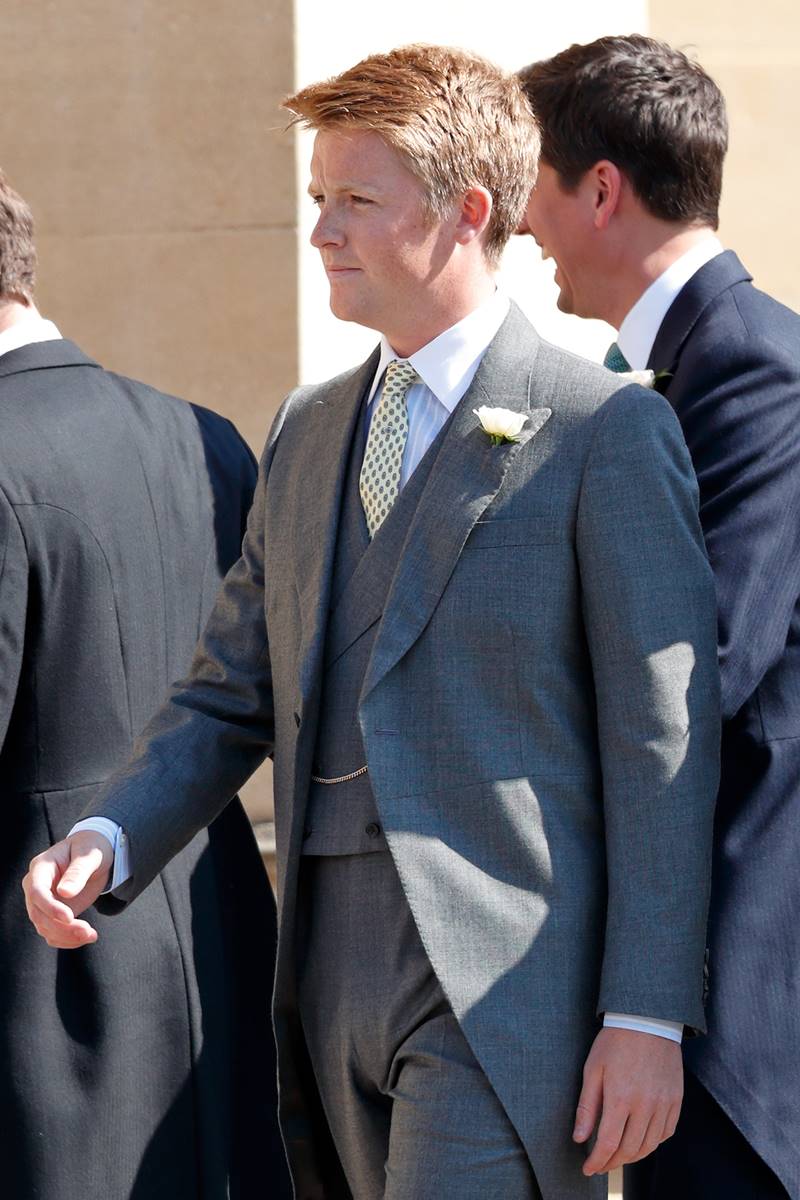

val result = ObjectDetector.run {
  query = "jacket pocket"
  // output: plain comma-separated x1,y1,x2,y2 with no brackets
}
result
466,516,568,550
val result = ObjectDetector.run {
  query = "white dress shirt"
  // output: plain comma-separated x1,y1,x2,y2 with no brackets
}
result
617,236,724,370
71,290,680,1040
366,288,511,485
0,310,62,357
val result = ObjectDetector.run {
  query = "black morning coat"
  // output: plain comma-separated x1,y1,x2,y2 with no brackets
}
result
647,252,800,1198
0,340,291,1200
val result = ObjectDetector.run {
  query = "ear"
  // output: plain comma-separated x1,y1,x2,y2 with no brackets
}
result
590,161,623,231
454,185,493,247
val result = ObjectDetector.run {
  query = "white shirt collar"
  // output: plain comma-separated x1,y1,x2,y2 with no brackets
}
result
0,310,62,360
368,290,510,410
617,237,724,369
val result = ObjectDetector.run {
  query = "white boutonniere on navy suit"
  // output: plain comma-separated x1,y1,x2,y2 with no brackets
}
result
619,369,657,389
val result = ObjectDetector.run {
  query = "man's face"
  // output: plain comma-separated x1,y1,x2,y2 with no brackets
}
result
520,161,596,317
308,128,455,348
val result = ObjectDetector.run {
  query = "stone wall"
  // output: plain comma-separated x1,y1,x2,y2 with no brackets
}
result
651,0,800,311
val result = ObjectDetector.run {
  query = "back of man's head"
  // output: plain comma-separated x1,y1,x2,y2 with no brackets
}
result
0,172,36,302
283,43,541,265
519,35,728,230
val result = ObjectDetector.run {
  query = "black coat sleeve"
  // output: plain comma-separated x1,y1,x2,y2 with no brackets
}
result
87,397,293,905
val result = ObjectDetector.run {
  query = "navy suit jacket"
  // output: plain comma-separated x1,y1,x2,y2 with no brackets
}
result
648,251,800,1195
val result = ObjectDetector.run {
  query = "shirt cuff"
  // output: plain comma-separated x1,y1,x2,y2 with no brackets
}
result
603,1013,683,1044
68,818,132,893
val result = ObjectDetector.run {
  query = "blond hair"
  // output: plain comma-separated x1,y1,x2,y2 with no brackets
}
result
284,44,540,264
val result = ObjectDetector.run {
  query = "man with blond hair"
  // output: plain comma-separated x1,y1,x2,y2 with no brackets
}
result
25,45,720,1199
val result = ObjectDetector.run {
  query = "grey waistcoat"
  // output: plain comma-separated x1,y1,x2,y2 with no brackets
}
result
301,406,443,856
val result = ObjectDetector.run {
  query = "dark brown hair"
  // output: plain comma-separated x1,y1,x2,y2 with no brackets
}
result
284,44,540,264
0,171,36,300
519,35,727,228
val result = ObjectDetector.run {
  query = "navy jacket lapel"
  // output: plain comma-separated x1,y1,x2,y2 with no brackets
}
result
647,251,752,373
363,303,551,700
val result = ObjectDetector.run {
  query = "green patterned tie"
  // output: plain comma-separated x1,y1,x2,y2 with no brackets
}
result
360,359,418,539
603,342,632,373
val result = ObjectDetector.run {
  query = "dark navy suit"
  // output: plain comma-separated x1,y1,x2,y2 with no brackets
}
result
0,339,290,1200
626,251,800,1199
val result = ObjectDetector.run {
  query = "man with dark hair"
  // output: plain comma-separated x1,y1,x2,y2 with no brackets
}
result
519,33,800,1200
25,46,719,1199
0,170,290,1200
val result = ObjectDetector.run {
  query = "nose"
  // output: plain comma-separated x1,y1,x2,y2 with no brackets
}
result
515,210,531,236
310,207,344,250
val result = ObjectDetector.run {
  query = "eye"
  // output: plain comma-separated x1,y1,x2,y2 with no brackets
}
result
309,194,324,208
349,194,373,206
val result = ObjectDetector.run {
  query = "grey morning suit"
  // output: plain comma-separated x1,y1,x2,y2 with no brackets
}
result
90,305,721,1199
296,400,539,1196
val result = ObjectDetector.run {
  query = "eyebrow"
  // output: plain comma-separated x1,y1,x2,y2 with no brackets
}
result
307,180,381,196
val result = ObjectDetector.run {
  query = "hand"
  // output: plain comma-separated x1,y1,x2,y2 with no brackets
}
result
22,832,114,949
574,1027,683,1176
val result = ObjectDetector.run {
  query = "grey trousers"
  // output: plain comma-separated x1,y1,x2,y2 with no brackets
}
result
296,851,541,1200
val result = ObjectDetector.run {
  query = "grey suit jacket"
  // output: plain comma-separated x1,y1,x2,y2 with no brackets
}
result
90,305,721,1199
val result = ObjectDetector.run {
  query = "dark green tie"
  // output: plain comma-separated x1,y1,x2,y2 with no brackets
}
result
603,342,631,373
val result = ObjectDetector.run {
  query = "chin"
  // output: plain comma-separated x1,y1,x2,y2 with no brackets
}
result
330,297,383,334
328,296,357,324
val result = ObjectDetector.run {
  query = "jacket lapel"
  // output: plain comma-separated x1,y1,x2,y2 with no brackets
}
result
323,425,442,669
292,348,380,702
279,353,379,915
363,303,551,700
647,250,752,373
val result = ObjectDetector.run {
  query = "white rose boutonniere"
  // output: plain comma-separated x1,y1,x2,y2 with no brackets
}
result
473,405,529,446
618,369,672,390
620,369,656,389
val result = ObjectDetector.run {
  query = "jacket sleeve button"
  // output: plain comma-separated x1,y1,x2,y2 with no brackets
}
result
365,822,381,838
